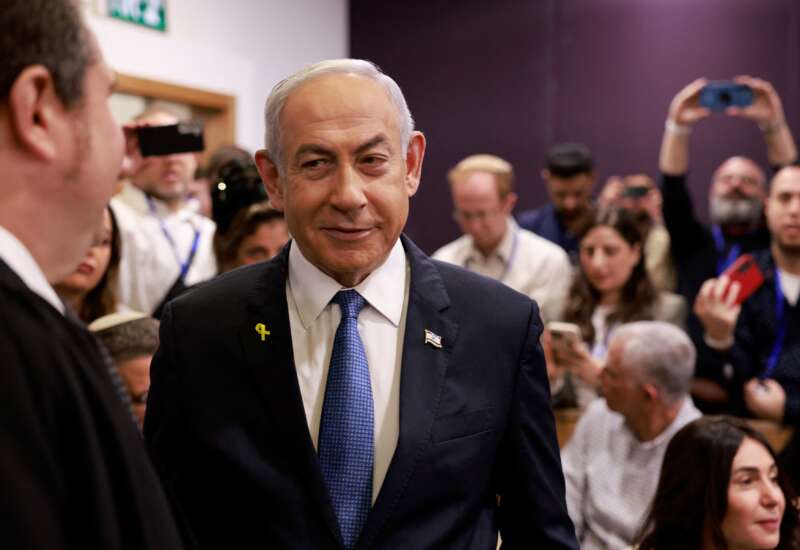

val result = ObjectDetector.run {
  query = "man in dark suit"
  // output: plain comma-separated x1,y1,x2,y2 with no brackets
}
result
0,2,183,548
145,59,577,549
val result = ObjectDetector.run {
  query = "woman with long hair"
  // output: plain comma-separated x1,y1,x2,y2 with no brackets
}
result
547,207,686,406
54,206,122,323
636,416,799,550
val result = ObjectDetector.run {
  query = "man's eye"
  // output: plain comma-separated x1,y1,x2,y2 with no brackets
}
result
302,159,327,169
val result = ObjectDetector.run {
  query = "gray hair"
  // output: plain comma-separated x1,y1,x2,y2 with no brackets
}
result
263,58,415,177
611,321,695,404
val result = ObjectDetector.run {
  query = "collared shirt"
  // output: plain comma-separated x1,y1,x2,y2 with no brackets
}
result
0,225,64,314
517,203,580,260
111,182,217,315
287,239,409,502
562,397,701,550
432,217,572,322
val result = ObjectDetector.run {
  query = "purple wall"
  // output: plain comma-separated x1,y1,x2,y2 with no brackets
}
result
350,0,800,254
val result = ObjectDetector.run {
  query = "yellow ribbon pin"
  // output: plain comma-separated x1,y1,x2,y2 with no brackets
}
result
255,323,271,341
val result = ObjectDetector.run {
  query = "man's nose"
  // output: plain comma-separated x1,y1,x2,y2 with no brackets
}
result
331,165,367,211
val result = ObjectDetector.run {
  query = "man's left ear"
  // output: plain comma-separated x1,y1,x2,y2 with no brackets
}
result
642,383,658,402
404,131,426,197
503,192,518,213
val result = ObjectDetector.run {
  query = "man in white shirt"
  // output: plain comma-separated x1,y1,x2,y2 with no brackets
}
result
145,59,578,549
112,108,217,317
433,154,572,322
562,321,700,549
0,2,182,548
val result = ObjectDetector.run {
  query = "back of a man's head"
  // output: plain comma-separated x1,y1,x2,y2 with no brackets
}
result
613,321,695,405
545,143,593,179
1,0,92,108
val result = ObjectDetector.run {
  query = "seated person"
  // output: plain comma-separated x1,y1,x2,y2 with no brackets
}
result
598,173,676,292
636,416,797,550
433,154,572,322
517,143,595,260
54,206,123,323
561,321,700,550
216,202,289,273
694,166,800,423
90,311,159,431
547,207,687,407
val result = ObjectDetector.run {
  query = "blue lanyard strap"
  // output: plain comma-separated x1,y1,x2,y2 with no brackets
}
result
762,269,787,379
712,224,742,274
147,196,201,281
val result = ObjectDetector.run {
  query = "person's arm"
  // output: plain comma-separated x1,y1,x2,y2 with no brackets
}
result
659,79,712,255
727,76,798,168
496,302,579,549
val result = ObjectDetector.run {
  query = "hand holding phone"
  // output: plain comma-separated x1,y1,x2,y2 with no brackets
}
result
720,254,764,305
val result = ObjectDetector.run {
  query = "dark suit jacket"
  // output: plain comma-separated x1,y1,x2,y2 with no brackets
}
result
0,260,183,550
145,235,577,549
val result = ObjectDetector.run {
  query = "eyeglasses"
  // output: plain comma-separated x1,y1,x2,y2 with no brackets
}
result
452,208,503,223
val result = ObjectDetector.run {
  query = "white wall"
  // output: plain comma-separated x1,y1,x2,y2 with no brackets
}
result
84,0,348,153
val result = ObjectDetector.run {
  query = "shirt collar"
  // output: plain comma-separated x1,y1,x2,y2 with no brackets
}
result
466,216,517,264
0,225,65,314
288,238,407,329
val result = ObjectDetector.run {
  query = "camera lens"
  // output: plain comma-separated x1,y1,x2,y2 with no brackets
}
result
720,91,731,103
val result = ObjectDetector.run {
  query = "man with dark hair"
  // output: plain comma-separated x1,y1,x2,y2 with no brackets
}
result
0,2,183,548
517,142,595,258
146,59,578,549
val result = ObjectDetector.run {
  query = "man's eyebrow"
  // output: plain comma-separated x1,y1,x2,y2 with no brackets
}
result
354,134,391,156
294,144,334,160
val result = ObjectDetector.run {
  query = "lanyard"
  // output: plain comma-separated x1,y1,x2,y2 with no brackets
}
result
762,270,787,379
712,224,742,274
146,196,201,281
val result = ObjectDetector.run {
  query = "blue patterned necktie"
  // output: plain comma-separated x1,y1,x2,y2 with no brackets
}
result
318,290,374,549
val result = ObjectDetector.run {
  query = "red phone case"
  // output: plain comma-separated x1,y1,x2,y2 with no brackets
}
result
721,254,765,305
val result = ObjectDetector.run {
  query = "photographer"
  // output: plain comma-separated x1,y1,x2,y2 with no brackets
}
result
659,76,797,398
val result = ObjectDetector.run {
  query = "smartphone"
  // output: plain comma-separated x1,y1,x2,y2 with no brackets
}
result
547,321,582,355
699,82,753,112
136,122,205,157
721,253,764,305
622,185,650,199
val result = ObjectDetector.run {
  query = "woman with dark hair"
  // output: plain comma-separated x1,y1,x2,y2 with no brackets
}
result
547,207,687,406
54,206,123,323
216,202,289,273
636,416,799,550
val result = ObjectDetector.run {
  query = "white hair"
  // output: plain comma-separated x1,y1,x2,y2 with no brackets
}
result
263,58,415,177
611,321,696,404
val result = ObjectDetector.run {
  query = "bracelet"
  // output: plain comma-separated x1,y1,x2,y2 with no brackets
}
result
759,119,786,134
665,119,692,135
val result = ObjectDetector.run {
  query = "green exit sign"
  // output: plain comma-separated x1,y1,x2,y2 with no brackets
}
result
108,0,167,32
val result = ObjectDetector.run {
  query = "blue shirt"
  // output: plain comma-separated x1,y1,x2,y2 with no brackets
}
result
517,203,580,261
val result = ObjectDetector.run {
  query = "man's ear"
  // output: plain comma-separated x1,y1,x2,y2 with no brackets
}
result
7,65,66,162
255,149,285,211
642,382,659,402
404,131,426,197
502,192,518,213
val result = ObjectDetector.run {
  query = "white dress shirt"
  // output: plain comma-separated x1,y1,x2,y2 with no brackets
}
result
433,217,572,322
562,397,700,549
111,182,217,315
0,225,64,314
286,238,409,502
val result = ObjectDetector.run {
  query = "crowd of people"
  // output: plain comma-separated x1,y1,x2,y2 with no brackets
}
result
2,2,800,549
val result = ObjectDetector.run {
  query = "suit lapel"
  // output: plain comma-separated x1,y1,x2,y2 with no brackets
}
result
358,236,458,549
238,244,344,547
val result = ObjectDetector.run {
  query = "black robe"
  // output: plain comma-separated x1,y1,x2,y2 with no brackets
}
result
0,259,184,549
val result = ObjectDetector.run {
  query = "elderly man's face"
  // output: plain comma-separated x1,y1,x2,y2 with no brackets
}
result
258,74,425,286
601,339,643,418
709,157,766,226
